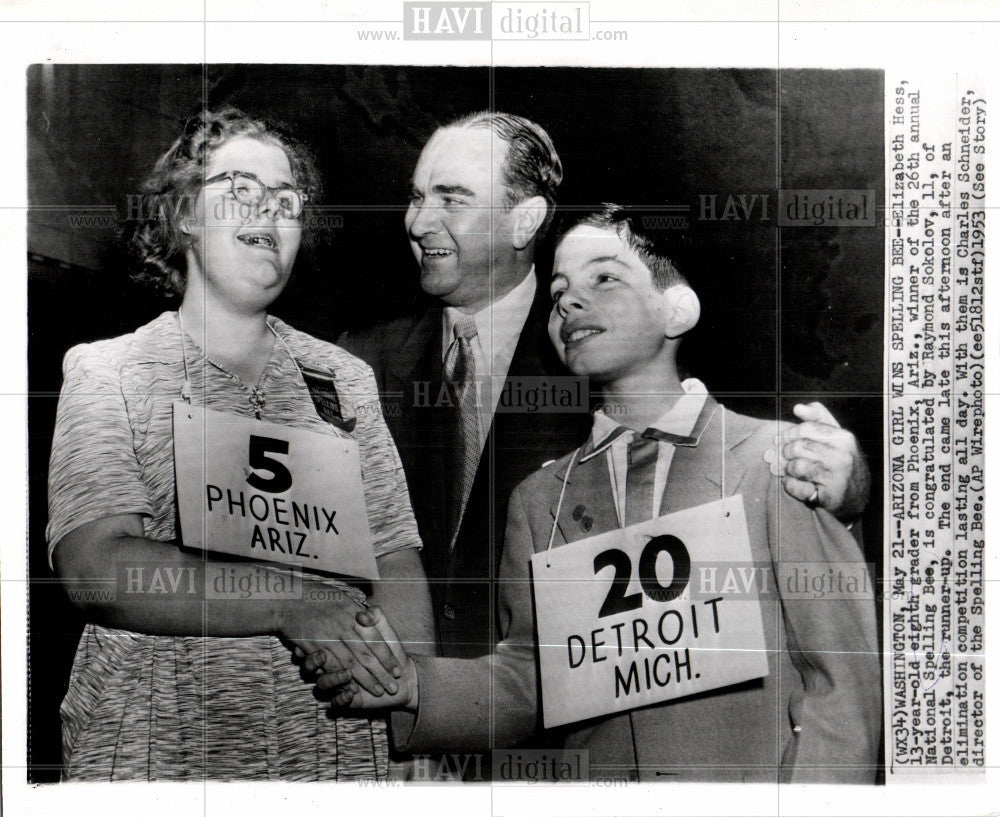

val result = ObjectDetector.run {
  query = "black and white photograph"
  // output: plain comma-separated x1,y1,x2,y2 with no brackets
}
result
1,2,995,816
27,61,884,781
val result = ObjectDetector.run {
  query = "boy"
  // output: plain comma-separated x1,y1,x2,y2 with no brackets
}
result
316,204,881,783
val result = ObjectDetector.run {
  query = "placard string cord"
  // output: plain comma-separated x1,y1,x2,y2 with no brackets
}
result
545,448,580,568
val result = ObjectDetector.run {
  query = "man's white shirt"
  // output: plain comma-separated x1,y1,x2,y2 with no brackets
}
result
441,268,537,450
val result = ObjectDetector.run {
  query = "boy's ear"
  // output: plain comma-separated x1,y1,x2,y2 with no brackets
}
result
661,285,700,338
510,195,548,250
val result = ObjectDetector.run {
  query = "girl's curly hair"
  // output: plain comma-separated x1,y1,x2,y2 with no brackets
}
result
127,106,322,295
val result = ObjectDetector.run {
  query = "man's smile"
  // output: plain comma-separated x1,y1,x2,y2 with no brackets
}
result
420,247,455,259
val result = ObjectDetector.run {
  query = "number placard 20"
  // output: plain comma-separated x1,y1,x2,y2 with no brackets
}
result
595,534,691,617
531,496,768,728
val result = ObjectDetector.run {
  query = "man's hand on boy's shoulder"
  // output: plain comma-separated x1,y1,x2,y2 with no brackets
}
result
764,402,871,522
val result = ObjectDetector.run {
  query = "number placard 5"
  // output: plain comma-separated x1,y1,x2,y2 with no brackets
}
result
247,434,293,493
173,403,378,579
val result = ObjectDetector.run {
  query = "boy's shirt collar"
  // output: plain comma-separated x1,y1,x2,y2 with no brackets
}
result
577,379,709,524
589,378,709,454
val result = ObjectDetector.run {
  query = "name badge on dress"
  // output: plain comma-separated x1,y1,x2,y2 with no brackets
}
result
297,362,357,433
530,495,768,729
173,403,378,580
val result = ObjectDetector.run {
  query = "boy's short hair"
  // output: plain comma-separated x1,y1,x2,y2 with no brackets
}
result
554,203,692,291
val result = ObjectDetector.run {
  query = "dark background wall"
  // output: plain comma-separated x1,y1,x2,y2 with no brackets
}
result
26,65,884,781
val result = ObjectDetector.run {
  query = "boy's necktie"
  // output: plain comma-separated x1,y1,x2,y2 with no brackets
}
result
625,431,662,526
443,316,480,550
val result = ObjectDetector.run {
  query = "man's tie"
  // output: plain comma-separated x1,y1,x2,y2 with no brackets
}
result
443,316,480,549
625,431,662,527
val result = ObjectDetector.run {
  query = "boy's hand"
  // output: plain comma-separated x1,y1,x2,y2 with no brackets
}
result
765,402,870,521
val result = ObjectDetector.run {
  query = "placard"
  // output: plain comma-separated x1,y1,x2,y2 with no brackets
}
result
531,495,768,729
173,403,378,580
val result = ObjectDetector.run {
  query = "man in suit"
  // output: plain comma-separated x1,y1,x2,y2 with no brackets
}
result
324,205,881,783
341,112,587,659
341,112,871,661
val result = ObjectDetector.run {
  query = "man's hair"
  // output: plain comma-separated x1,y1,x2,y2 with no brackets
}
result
446,110,563,238
554,203,692,291
127,106,321,295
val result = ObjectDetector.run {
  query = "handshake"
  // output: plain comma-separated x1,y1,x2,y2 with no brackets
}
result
286,602,420,713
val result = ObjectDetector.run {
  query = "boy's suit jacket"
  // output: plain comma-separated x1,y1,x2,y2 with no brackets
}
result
394,398,881,783
341,283,591,657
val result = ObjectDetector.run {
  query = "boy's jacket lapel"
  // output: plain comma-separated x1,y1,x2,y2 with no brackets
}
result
548,448,619,546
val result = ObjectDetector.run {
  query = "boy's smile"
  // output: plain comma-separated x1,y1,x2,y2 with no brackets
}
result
548,224,674,383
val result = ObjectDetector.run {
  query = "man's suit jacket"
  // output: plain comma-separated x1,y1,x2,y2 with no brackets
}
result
341,281,592,657
394,397,882,783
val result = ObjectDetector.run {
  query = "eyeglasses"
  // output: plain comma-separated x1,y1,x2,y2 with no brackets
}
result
203,171,308,219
